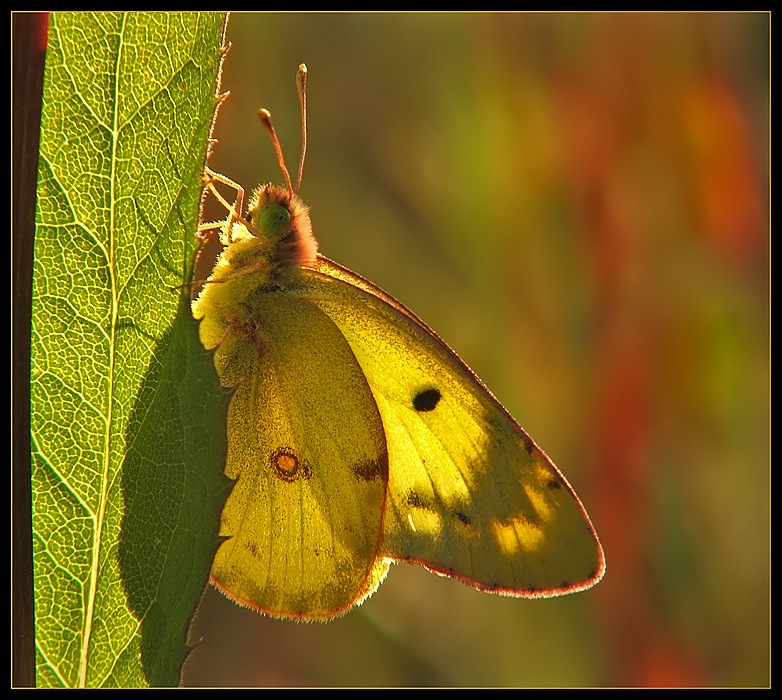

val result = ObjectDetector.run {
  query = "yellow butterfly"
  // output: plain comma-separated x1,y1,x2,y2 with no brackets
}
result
192,64,605,621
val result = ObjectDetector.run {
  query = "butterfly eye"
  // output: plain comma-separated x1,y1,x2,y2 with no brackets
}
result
412,387,441,412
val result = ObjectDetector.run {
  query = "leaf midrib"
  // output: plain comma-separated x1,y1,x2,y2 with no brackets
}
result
77,13,125,688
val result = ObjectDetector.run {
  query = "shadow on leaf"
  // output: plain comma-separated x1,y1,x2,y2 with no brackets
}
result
119,291,229,687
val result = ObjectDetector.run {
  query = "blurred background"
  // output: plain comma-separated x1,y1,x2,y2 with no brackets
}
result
183,12,769,687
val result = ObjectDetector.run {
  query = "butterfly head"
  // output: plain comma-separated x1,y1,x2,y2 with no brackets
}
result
246,182,318,267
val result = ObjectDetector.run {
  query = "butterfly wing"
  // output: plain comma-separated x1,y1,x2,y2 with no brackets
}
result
203,289,390,619
297,256,605,597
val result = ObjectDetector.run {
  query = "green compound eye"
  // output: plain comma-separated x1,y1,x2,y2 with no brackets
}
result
256,203,291,238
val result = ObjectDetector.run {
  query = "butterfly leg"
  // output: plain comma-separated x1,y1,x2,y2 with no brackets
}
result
198,167,247,246
189,168,253,291
192,168,272,289
198,256,269,286
203,167,246,219
211,314,258,352
189,234,270,293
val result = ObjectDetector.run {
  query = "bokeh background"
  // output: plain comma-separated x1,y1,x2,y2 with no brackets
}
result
182,12,769,687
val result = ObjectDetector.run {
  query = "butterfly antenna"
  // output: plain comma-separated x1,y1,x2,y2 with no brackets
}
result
258,108,294,195
294,63,308,193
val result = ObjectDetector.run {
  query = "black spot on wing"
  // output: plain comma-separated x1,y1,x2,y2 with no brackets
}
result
412,387,441,412
405,492,472,529
404,491,433,511
351,455,389,482
454,511,472,527
519,432,534,456
546,477,562,490
246,541,261,560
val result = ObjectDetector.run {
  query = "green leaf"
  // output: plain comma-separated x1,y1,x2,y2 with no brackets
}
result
31,12,229,687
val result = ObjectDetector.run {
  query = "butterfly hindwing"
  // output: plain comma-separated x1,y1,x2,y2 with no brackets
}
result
205,289,390,619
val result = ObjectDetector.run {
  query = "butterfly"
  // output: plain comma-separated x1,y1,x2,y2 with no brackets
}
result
192,64,604,620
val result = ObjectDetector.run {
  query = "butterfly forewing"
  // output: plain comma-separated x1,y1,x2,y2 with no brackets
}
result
299,257,605,597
